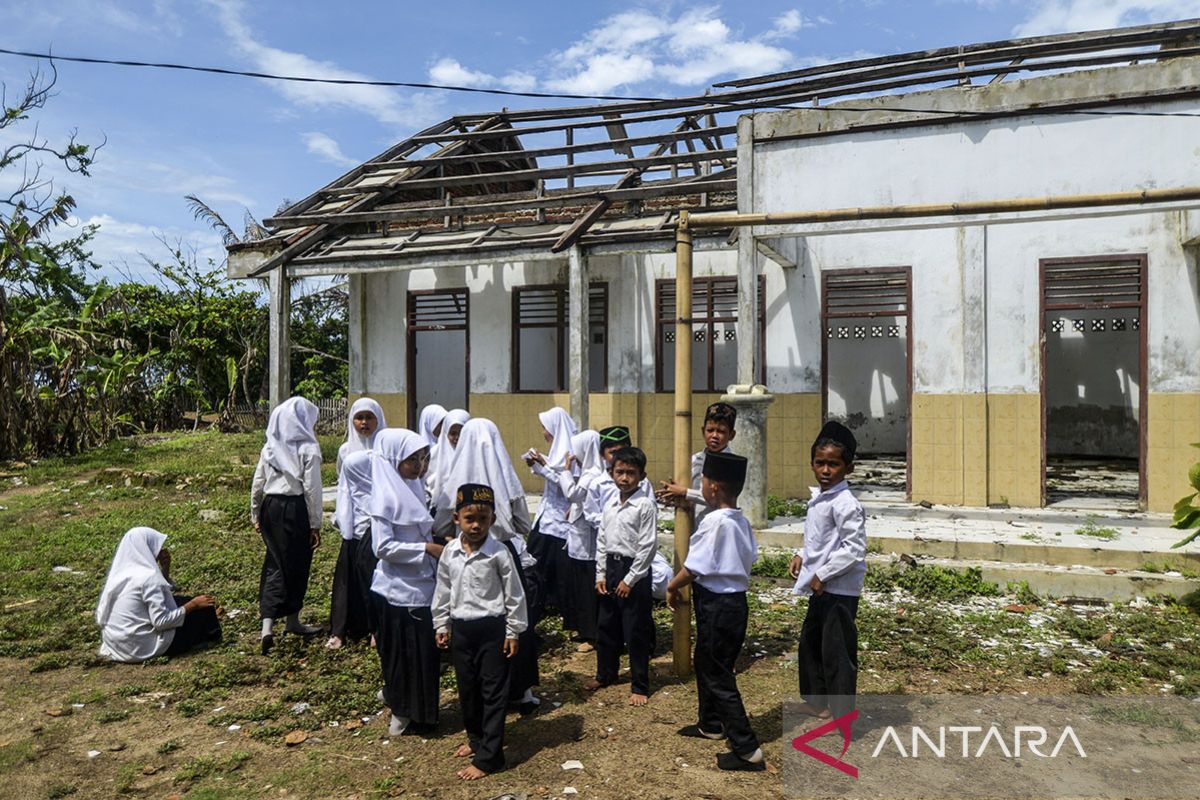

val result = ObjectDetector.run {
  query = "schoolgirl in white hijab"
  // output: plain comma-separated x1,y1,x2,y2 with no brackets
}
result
368,428,440,736
523,406,578,620
435,418,531,542
96,527,220,663
417,404,448,449
327,449,374,649
251,396,324,653
337,397,386,473
425,408,470,512
557,430,605,644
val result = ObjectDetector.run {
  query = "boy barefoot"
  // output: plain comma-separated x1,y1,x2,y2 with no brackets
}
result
788,421,867,722
432,483,527,780
589,447,657,706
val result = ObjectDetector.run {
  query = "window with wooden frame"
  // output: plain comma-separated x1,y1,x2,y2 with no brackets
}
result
655,276,765,392
512,283,608,392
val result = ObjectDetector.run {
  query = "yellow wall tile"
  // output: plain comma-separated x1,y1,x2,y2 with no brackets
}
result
1148,392,1200,513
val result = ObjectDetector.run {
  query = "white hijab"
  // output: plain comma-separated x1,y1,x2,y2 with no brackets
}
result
343,397,387,455
568,430,604,522
537,406,577,470
438,418,526,537
336,449,373,540
428,408,471,504
418,404,448,448
263,396,319,479
369,428,432,532
96,527,170,627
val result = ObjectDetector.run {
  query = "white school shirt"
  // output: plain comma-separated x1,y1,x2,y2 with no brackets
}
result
684,507,758,594
791,481,867,597
585,470,653,529
531,462,572,540
250,445,324,530
431,535,528,640
97,582,186,663
686,446,731,525
370,517,437,607
595,492,659,587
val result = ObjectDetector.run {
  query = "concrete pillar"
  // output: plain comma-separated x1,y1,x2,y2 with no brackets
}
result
268,266,291,410
721,384,774,528
567,245,589,429
736,230,762,386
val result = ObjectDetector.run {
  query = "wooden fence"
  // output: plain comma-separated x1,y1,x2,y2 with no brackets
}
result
230,398,348,434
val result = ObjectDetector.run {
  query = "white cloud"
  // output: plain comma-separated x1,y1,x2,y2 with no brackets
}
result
56,213,227,280
206,0,443,127
1013,0,1200,37
427,58,541,93
302,132,357,168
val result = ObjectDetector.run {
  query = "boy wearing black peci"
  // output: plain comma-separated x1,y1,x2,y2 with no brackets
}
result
789,420,867,722
433,483,527,781
588,446,658,706
666,450,764,772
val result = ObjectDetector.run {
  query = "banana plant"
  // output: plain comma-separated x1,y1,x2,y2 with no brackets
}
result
1171,443,1200,548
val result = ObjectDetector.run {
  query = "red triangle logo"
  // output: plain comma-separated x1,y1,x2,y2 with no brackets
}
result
791,710,859,778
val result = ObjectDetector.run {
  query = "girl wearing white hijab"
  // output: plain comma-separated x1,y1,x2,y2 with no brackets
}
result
522,406,577,620
251,396,324,654
561,430,604,645
327,449,374,649
369,428,439,737
417,403,448,449
425,408,470,515
436,418,542,711
96,527,220,663
337,397,387,473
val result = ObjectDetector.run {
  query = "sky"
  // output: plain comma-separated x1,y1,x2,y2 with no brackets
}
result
1,0,1196,282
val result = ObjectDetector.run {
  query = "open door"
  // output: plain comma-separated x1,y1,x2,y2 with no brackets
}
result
1040,255,1146,509
407,289,469,425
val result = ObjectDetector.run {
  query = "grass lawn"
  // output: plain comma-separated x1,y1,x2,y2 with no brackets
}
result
0,432,1197,799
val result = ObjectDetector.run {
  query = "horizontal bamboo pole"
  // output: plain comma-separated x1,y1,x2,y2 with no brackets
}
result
686,186,1200,229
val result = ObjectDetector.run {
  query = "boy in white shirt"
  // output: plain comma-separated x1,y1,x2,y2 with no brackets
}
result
587,446,658,706
657,402,736,526
667,451,764,772
433,483,528,781
788,421,867,723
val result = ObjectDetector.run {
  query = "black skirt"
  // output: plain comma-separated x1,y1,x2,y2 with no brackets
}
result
353,533,381,635
258,494,313,618
376,603,440,725
330,537,371,640
565,556,599,641
526,526,570,617
502,539,541,699
164,595,223,657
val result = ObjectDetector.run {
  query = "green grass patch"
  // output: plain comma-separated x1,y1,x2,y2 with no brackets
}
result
751,551,794,579
767,494,807,520
1075,516,1120,541
173,751,251,784
866,564,1001,601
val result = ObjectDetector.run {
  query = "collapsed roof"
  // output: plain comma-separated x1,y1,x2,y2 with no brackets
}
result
229,17,1200,277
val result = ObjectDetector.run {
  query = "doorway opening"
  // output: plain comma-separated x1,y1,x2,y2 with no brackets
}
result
822,267,912,500
1040,256,1146,510
407,289,469,425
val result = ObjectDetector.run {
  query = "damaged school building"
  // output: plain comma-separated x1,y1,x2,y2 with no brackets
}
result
229,18,1200,515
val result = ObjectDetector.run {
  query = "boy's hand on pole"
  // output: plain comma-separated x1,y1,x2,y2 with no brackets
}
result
666,587,681,611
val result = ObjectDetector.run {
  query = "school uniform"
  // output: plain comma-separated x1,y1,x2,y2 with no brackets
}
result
251,397,323,620
425,408,470,513
330,450,373,641
686,446,731,525
686,507,760,755
96,528,221,662
558,431,603,641
432,532,527,774
526,407,577,618
370,429,440,727
336,397,387,474
793,478,867,721
595,490,658,695
434,418,542,703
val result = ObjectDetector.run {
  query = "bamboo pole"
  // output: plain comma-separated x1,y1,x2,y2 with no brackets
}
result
685,186,1200,229
672,211,694,677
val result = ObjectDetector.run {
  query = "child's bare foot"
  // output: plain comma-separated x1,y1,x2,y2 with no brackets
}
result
454,743,474,758
629,692,649,707
583,678,611,692
325,636,343,650
795,701,830,718
457,764,488,780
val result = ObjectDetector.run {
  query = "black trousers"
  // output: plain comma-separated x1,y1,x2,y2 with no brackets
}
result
595,554,655,696
502,540,540,700
693,584,759,756
353,534,381,636
798,592,860,720
451,616,511,773
164,595,222,657
330,537,371,640
258,494,313,618
566,556,599,642
377,603,440,725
